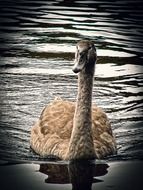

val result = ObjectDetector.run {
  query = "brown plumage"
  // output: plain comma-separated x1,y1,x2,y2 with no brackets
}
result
30,40,117,160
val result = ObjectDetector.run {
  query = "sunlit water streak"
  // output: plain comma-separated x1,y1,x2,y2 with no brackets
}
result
0,0,143,162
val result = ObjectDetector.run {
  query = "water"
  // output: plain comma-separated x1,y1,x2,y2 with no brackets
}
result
0,0,143,163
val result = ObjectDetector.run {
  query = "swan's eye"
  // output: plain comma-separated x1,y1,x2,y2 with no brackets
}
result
90,44,96,52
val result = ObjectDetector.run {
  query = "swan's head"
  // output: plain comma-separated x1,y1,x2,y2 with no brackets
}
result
72,40,97,73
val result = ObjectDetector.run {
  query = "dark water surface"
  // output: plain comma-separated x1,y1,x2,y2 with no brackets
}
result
0,0,143,167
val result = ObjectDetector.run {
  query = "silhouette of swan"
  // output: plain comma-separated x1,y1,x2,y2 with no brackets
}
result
30,40,117,160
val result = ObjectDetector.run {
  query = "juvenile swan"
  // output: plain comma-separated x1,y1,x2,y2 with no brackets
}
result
30,40,117,160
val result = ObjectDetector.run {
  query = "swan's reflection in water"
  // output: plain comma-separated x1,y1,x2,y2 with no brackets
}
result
39,160,109,190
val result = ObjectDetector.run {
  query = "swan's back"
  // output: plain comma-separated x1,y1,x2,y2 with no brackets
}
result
30,99,116,159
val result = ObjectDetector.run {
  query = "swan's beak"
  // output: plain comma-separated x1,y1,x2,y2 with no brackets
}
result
72,53,86,73
72,60,85,73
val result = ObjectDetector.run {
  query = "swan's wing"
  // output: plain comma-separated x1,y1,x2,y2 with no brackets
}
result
92,106,113,136
92,106,117,158
39,99,75,139
30,99,75,158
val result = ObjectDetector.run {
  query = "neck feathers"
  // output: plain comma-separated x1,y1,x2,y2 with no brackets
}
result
66,65,96,160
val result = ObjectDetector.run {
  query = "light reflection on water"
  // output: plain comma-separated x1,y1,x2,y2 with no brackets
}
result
0,0,143,162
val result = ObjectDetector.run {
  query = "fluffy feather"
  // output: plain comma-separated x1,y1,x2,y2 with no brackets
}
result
30,98,116,159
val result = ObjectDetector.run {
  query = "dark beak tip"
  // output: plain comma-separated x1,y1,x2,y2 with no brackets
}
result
72,68,80,73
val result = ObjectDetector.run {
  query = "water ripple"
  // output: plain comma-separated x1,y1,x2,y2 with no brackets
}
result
0,0,143,57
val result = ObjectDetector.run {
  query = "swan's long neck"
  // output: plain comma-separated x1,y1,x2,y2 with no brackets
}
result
76,68,94,123
66,65,96,160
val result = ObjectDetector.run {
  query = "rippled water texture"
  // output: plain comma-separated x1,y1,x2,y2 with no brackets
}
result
0,0,143,161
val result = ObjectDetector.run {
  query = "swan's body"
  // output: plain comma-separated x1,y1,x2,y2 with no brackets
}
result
30,40,117,160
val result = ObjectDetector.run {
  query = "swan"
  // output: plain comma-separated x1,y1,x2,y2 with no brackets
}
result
30,40,117,160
